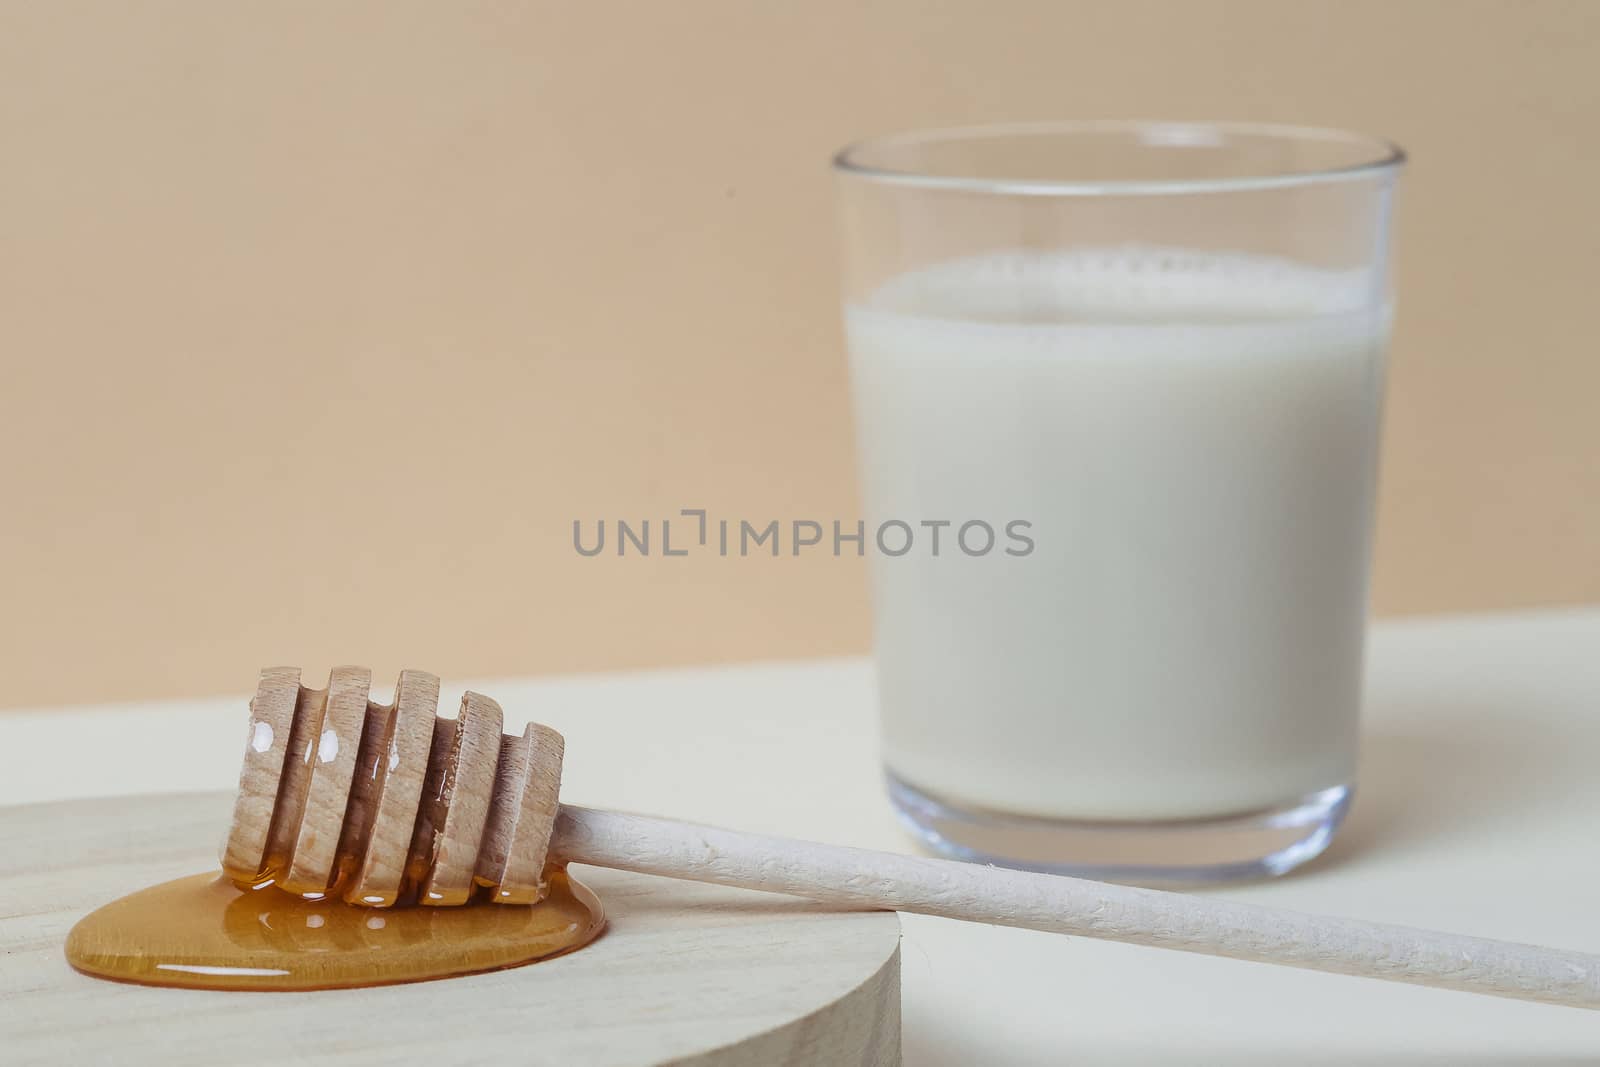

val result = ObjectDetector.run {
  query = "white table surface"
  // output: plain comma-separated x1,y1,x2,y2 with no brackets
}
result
3,609,1598,1064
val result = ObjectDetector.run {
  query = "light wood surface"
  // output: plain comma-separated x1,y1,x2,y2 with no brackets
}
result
4,612,1600,1061
0,793,902,1067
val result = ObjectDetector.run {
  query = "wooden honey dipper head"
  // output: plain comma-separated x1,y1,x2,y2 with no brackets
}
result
222,666,564,908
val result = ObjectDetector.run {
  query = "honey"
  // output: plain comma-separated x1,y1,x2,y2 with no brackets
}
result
65,867,604,991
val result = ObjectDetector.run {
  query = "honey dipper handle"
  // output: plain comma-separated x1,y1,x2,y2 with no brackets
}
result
552,804,1600,1011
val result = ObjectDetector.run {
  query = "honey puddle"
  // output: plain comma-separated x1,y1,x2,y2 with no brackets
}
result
66,868,604,991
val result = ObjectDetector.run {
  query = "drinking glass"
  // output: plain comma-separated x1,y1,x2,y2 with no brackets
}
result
834,121,1403,881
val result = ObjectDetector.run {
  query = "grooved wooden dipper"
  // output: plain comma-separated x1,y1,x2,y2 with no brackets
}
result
226,666,1600,1010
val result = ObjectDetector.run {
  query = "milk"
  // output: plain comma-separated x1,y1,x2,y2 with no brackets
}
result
846,248,1387,821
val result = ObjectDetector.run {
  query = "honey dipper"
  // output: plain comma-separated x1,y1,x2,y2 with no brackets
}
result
225,665,1600,1010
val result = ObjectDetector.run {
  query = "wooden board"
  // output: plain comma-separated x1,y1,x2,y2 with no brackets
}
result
0,793,901,1066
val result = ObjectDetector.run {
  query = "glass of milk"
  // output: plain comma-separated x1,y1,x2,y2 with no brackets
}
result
834,122,1403,881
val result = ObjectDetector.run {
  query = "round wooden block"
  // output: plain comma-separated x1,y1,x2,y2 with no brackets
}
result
0,794,902,1066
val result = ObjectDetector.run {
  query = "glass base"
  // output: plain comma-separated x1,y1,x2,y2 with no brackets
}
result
886,774,1352,885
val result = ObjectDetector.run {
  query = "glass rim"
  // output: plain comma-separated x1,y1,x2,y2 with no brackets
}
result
832,120,1406,197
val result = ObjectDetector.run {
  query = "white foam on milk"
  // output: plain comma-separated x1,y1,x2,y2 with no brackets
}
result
868,246,1375,324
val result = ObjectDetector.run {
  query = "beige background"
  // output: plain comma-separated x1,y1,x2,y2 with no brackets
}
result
2,1,1597,710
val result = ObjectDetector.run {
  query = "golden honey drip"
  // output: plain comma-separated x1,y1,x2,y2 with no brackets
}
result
65,867,604,991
